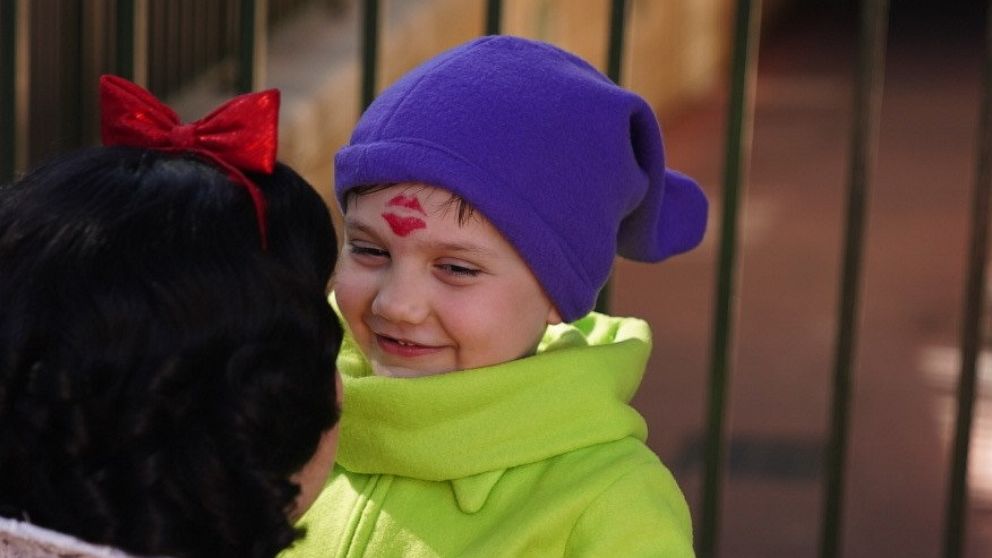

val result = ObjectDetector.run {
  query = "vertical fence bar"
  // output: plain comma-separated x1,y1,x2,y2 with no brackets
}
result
238,0,256,92
593,0,628,315
66,0,83,150
485,0,501,35
238,0,267,92
133,0,148,86
819,1,889,557
193,1,205,75
179,0,191,85
116,0,135,79
0,0,31,181
605,0,626,83
14,0,27,172
699,1,761,556
1,0,17,183
943,1,992,556
165,0,179,94
361,0,379,112
116,0,149,87
256,0,268,89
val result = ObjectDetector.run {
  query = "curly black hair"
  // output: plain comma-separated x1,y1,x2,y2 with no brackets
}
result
0,147,342,558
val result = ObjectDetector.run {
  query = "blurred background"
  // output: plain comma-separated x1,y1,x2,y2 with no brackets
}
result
1,0,990,556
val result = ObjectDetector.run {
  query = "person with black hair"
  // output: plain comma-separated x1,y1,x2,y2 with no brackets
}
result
0,77,343,558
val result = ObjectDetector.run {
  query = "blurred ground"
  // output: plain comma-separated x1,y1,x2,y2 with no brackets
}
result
612,3,991,557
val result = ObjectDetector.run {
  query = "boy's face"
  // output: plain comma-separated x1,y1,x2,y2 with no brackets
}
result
335,183,561,377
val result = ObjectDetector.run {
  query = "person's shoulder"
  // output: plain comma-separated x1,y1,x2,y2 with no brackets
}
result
538,437,668,503
574,436,669,481
563,441,695,556
0,516,148,558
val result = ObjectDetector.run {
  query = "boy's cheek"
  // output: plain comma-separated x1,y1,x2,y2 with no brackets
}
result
332,276,369,335
331,261,366,302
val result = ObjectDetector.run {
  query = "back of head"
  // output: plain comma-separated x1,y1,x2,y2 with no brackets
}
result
0,146,341,558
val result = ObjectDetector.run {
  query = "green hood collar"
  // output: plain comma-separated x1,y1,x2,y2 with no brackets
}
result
335,311,653,489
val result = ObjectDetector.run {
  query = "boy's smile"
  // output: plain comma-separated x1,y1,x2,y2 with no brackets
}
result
334,183,561,377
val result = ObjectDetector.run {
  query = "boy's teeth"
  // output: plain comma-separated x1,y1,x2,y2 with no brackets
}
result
382,335,418,347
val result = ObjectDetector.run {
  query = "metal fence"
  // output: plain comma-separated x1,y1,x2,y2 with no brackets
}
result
328,2,992,554
1,0,990,556
0,0,338,173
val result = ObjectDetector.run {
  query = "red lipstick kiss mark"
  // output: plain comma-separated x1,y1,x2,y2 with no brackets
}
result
382,213,426,236
387,195,426,215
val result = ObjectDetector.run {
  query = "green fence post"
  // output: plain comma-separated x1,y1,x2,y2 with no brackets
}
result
117,0,135,80
1,0,27,182
485,0,502,35
819,1,890,557
238,0,267,92
943,1,992,556
115,0,148,86
361,0,379,112
238,0,256,92
605,0,626,83
593,0,628,315
699,1,761,556
1,0,16,183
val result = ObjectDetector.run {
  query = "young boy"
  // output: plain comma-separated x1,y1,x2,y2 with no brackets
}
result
287,36,707,556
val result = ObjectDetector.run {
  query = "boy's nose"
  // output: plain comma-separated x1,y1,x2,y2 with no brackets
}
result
371,271,429,325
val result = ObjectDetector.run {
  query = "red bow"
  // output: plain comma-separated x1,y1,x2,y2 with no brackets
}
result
99,74,279,247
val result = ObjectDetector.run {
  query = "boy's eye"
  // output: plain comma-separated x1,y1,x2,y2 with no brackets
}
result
349,242,389,259
436,263,482,277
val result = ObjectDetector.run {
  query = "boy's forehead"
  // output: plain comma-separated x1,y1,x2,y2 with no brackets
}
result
348,184,472,226
350,183,469,218
383,183,456,207
345,184,522,254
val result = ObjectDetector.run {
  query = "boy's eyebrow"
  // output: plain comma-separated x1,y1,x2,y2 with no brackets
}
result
430,240,498,257
345,217,499,257
344,219,382,240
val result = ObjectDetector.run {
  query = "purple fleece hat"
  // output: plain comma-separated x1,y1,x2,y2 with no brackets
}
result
335,35,707,322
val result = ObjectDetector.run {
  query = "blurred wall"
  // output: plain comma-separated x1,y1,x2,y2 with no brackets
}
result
275,0,795,203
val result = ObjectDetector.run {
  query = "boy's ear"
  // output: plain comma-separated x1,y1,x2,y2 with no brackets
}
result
547,306,563,325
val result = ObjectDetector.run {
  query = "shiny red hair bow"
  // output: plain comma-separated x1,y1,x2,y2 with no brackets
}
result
99,74,279,247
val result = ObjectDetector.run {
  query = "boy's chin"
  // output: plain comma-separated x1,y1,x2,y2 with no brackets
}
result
371,361,447,378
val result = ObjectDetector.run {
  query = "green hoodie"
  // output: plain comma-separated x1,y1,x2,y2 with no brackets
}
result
284,312,694,557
